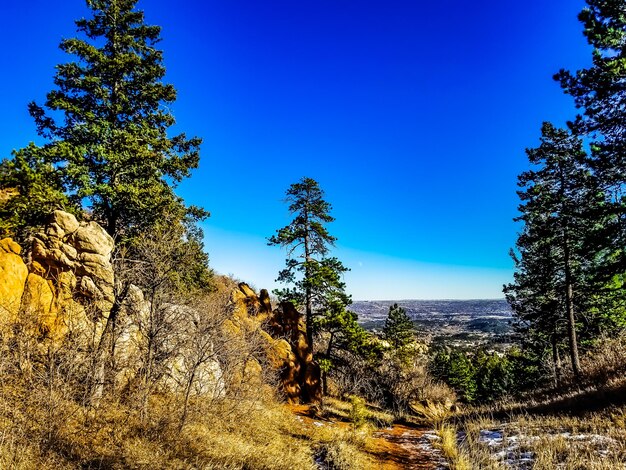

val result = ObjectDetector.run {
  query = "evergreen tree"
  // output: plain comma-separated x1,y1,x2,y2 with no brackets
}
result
268,177,350,348
28,0,207,241
555,0,626,285
316,303,381,394
506,123,604,376
0,144,77,243
382,303,415,351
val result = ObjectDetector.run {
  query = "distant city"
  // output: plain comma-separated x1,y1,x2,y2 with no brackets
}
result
352,299,514,348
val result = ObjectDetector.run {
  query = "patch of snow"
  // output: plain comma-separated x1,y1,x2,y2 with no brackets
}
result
476,427,619,469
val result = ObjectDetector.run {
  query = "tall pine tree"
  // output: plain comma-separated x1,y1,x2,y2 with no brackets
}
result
555,0,626,285
28,0,207,241
506,123,604,376
268,177,350,349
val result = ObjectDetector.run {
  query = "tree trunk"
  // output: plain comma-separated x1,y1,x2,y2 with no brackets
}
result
559,163,582,377
322,332,334,396
90,282,129,404
304,212,313,349
551,333,562,387
180,366,198,431
564,266,581,376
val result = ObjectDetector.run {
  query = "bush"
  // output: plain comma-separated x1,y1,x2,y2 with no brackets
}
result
349,396,368,429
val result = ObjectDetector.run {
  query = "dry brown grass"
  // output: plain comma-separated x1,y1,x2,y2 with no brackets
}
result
308,424,377,469
433,424,471,470
0,279,379,469
458,411,626,470
0,326,379,470
0,377,384,469
322,396,394,427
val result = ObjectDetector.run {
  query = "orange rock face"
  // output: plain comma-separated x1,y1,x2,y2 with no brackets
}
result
230,283,322,404
0,211,115,341
0,238,28,321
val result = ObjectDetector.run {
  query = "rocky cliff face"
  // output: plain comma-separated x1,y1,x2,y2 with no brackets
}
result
0,211,223,398
0,211,319,403
229,283,322,403
0,211,114,341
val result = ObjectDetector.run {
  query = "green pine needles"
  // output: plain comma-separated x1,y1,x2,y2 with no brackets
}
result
383,303,415,351
25,0,207,241
508,0,626,381
269,177,350,349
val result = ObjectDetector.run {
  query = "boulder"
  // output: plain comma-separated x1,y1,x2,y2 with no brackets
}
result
30,212,116,319
72,222,114,256
21,273,57,335
0,238,28,321
51,210,80,235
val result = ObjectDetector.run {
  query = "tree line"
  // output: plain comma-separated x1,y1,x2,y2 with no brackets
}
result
505,0,626,382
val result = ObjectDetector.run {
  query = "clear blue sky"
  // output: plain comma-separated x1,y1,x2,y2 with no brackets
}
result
0,1,590,299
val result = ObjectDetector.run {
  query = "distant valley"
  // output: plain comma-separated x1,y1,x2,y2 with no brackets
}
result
351,299,514,349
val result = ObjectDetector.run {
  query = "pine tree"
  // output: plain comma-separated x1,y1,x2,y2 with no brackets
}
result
382,303,415,351
316,302,380,394
28,0,207,241
0,144,77,243
555,0,626,284
506,123,604,376
268,177,350,349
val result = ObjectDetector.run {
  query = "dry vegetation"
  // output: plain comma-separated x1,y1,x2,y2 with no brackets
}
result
457,413,626,469
0,266,390,470
446,334,626,469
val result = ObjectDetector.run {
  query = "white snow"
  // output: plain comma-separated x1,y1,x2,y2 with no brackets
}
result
475,426,618,469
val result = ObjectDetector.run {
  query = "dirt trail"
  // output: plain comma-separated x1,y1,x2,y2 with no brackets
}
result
289,405,447,469
370,425,447,469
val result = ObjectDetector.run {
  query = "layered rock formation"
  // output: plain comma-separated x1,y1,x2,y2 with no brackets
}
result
0,211,317,403
0,211,114,340
229,283,322,403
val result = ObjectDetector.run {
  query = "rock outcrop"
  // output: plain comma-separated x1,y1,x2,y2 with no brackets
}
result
3,210,116,341
229,283,322,403
0,212,317,403
0,238,28,322
31,210,114,311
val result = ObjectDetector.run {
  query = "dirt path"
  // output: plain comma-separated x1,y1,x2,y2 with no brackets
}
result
289,405,447,469
369,425,447,469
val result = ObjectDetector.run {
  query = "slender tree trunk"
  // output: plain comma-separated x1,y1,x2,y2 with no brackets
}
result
551,332,562,387
90,282,128,404
322,332,334,396
180,366,198,431
304,212,313,349
559,163,582,377
564,262,581,376
106,210,118,239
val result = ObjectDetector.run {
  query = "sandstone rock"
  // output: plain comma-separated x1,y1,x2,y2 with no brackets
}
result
57,271,77,301
239,282,257,300
30,212,116,316
72,222,114,256
0,238,28,320
21,273,57,335
45,222,65,239
59,243,78,261
230,283,322,404
259,289,272,315
51,210,80,234
79,276,101,299
0,238,21,255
